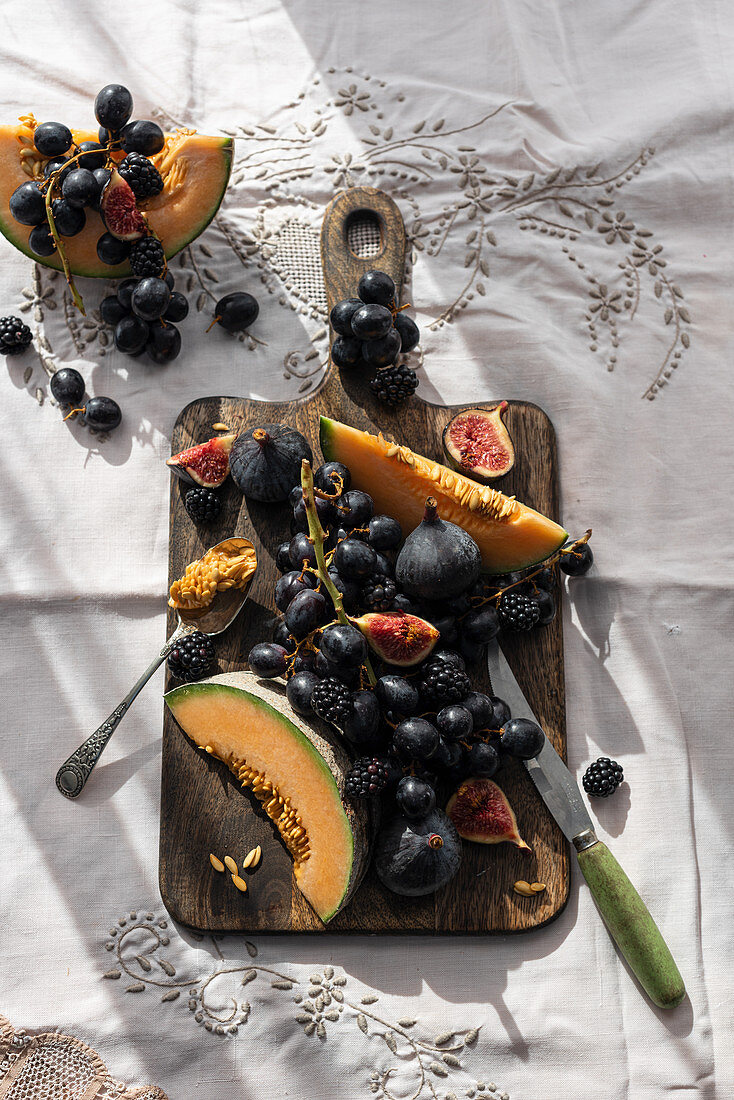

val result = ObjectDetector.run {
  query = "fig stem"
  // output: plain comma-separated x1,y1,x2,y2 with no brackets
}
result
300,459,377,687
44,183,85,316
428,834,444,850
423,497,439,523
252,428,270,445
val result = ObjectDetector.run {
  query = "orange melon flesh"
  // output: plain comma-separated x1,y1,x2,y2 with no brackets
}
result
165,675,364,923
0,123,232,277
320,416,567,574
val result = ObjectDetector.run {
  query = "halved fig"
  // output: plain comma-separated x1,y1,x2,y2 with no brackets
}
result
167,433,236,488
352,611,439,667
100,168,146,241
442,402,515,481
446,776,530,849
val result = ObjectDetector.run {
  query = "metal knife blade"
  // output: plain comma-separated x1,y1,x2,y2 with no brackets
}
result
486,641,594,843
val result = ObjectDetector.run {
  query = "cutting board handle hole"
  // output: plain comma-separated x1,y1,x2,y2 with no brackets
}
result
345,209,383,260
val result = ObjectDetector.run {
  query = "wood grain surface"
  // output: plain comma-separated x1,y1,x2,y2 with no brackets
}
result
159,188,569,934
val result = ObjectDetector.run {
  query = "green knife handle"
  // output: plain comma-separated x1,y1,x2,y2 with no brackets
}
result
576,836,686,1009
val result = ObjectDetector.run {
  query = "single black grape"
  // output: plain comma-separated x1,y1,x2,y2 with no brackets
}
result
330,297,363,336
286,670,319,716
560,543,594,576
390,593,420,615
121,119,165,156
461,691,495,732
534,589,556,625
434,737,464,770
293,493,333,533
336,489,373,528
326,567,361,613
84,396,121,431
458,636,484,665
489,696,512,730
288,532,317,570
33,121,72,157
331,335,362,368
95,84,134,131
351,302,393,340
462,605,500,644
367,514,402,549
358,269,396,307
375,674,419,716
396,775,436,819
147,322,181,364
96,232,129,265
466,741,500,778
91,168,112,209
76,141,107,171
436,704,473,741
28,223,56,257
533,566,557,591
342,689,381,745
44,158,71,182
392,717,439,761
273,619,296,652
50,367,84,406
284,589,326,637
362,327,401,368
248,642,288,678
9,182,46,226
314,461,351,495
501,718,545,759
320,623,367,668
132,277,171,321
114,315,149,355
276,541,293,573
394,312,420,352
52,198,86,237
333,537,376,579
164,292,189,323
213,292,259,333
100,295,128,326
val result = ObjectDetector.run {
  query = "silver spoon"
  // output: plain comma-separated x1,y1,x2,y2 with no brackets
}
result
55,538,256,800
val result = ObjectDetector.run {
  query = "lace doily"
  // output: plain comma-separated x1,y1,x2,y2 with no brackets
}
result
0,1015,168,1100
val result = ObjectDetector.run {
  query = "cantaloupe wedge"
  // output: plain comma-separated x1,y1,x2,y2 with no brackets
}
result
165,672,370,924
0,121,232,277
320,416,567,574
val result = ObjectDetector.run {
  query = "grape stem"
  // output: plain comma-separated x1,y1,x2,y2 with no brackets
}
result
300,459,377,687
469,528,593,610
43,180,85,316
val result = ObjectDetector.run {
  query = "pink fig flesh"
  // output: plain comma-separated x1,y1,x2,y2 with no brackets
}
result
167,433,236,488
442,403,515,481
101,169,147,241
446,777,530,849
353,611,439,667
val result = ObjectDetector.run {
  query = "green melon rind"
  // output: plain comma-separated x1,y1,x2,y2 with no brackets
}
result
0,138,233,279
164,671,370,923
319,415,568,574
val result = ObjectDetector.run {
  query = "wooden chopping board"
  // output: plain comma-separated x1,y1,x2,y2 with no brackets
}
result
159,189,569,934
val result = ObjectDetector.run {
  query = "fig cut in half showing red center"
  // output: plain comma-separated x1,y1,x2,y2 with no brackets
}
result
442,402,515,481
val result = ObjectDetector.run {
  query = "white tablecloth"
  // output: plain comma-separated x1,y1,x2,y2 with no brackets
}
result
1,1,731,1097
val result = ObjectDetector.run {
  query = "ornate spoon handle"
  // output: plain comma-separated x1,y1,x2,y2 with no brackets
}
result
56,628,185,799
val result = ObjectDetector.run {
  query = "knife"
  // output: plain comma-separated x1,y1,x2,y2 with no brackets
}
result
486,641,686,1010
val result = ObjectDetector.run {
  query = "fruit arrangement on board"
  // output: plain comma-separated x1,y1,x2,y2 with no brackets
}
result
165,413,596,922
0,84,260,430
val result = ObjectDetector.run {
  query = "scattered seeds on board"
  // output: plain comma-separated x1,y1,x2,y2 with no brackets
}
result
212,422,229,431
243,845,262,870
513,880,534,897
209,854,225,872
530,882,547,894
224,855,238,875
232,874,248,893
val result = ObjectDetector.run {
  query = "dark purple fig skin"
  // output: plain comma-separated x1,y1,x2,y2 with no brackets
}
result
396,498,481,600
230,424,312,502
374,809,462,896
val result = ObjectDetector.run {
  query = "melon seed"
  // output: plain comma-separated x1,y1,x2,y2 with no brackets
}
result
224,856,238,875
530,882,547,894
212,422,230,431
209,854,225,872
513,880,534,897
243,845,261,870
231,874,248,893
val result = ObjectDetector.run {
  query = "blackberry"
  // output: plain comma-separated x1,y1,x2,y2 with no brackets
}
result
497,592,540,632
167,631,215,682
583,757,624,798
311,677,352,728
369,362,418,406
345,756,390,798
185,488,222,524
118,152,164,199
361,572,397,611
418,656,471,705
130,236,166,277
0,315,32,356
